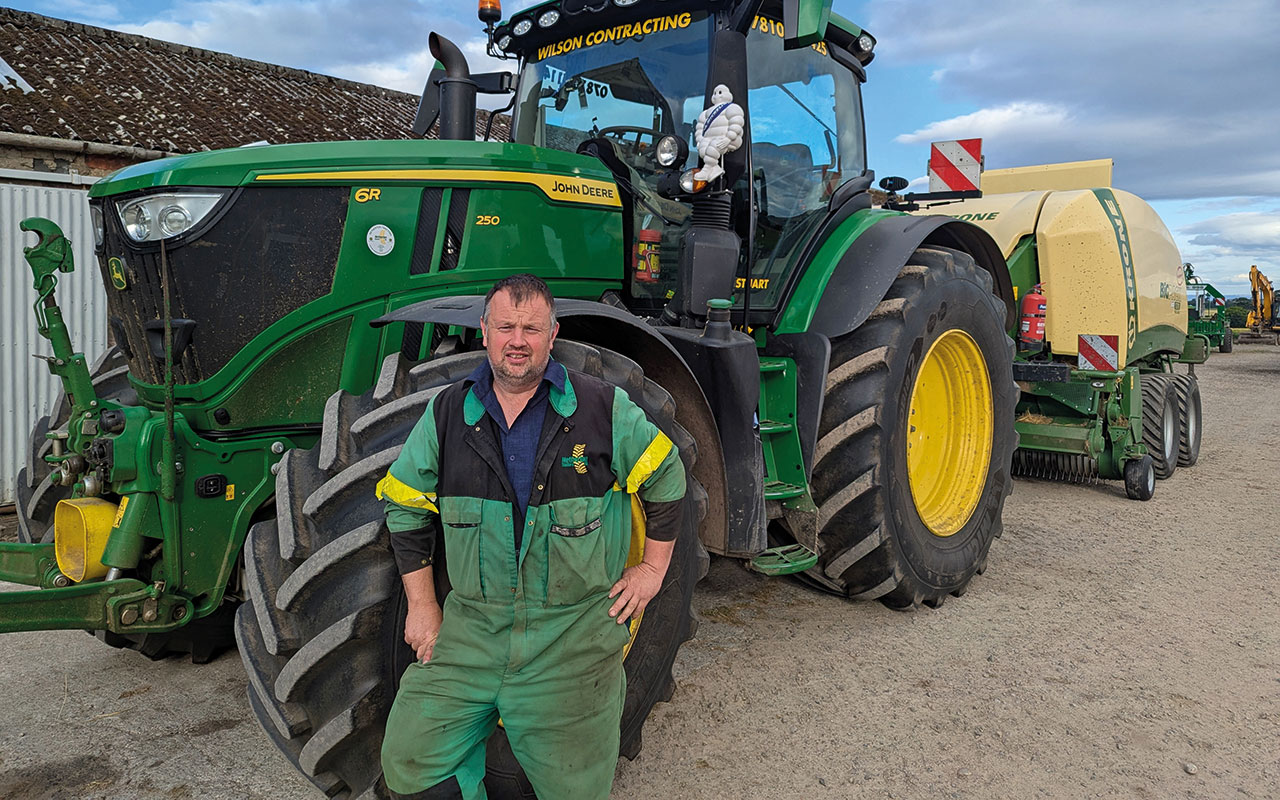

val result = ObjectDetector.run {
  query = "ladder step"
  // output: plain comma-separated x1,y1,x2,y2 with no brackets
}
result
758,358,788,373
749,543,818,576
764,481,805,500
758,419,794,434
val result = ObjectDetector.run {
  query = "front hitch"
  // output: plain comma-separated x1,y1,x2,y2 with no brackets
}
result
21,217,100,418
0,542,190,634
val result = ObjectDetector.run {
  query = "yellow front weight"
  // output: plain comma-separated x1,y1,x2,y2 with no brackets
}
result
54,498,119,582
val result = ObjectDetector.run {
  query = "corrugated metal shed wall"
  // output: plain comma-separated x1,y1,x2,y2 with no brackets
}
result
1,179,107,504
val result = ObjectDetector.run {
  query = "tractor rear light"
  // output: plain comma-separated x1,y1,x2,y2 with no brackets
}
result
115,192,227,243
857,33,875,53
538,9,560,27
512,18,533,35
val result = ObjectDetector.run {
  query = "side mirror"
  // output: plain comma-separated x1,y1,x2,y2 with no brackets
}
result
879,176,909,193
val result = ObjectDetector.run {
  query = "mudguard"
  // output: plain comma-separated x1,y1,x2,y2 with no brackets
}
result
373,298,733,555
778,211,1016,338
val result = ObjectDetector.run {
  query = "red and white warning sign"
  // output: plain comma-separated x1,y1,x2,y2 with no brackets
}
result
1077,334,1120,370
928,139,983,192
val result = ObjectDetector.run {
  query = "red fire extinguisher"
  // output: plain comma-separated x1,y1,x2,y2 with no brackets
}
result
1019,284,1046,350
634,228,661,283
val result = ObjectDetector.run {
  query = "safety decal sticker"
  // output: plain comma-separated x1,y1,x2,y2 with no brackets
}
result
1077,334,1120,371
367,224,395,256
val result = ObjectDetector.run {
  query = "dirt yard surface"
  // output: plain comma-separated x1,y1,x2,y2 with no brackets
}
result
3,347,1277,799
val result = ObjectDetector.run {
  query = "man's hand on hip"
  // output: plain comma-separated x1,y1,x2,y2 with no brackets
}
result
405,599,443,662
400,565,443,662
608,538,676,623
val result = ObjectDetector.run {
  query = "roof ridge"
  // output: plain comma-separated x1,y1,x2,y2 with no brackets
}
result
0,6,416,100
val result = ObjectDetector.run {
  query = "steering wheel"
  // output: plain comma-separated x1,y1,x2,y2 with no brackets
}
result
597,126,665,156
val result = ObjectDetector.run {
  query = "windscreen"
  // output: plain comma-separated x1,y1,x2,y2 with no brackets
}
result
513,10,711,166
513,11,712,307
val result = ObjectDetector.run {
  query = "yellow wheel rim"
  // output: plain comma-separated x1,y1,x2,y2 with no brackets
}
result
905,329,994,537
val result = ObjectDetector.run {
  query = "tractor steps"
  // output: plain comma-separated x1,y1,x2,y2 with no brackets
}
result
749,543,818,575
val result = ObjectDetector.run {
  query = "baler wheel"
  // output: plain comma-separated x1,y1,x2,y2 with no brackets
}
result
1140,375,1180,479
1123,455,1156,501
237,340,706,799
1169,374,1202,467
806,246,1018,609
1220,330,1233,353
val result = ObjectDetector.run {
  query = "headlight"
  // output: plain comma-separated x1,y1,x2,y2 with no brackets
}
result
679,168,708,194
857,33,875,53
497,34,512,50
656,135,685,167
115,192,226,243
538,10,559,27
614,0,641,6
513,18,533,35
90,205,104,249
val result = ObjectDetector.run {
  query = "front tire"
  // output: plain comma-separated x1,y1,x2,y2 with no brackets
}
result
236,340,706,799
808,246,1018,609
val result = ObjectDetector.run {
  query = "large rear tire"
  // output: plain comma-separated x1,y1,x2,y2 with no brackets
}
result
807,246,1018,609
15,346,137,544
236,340,706,799
1140,374,1180,480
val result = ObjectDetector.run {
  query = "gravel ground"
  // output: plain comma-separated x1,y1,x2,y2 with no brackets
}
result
2,346,1278,799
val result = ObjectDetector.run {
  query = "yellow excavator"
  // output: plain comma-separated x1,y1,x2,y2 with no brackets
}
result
1239,265,1279,344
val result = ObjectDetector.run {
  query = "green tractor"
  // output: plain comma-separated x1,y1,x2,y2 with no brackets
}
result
1185,263,1233,353
2,0,1019,795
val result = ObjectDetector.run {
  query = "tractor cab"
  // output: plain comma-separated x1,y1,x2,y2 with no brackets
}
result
496,0,874,319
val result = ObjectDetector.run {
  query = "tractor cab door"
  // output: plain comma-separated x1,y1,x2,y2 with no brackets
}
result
735,15,868,314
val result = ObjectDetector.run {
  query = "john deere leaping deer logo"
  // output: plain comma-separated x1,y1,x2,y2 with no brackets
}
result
561,443,588,474
108,257,127,290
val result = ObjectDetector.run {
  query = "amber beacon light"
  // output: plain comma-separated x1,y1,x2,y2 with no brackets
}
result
479,0,502,24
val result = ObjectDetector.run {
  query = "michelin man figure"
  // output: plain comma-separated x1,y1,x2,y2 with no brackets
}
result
693,84,744,182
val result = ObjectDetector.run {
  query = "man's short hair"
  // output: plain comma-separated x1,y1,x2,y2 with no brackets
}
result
483,274,557,327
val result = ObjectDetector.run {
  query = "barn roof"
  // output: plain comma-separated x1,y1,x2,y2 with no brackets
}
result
0,8,509,154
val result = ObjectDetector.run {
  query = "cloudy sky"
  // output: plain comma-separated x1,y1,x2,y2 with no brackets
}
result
13,0,1278,295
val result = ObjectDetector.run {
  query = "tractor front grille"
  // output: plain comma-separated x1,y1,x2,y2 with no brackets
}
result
98,187,348,385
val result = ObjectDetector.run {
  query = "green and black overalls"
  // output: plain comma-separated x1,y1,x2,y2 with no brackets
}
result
377,358,685,799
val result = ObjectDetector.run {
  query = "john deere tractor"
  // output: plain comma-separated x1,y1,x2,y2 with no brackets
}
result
2,1,1018,796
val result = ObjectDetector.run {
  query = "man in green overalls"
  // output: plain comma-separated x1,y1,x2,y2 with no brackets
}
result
377,274,686,799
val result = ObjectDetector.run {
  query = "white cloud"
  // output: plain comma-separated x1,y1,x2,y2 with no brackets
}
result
1183,212,1280,251
111,0,501,96
895,102,1071,145
865,0,1280,201
1173,210,1280,293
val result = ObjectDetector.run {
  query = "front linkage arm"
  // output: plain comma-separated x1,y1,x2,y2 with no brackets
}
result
21,217,100,422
